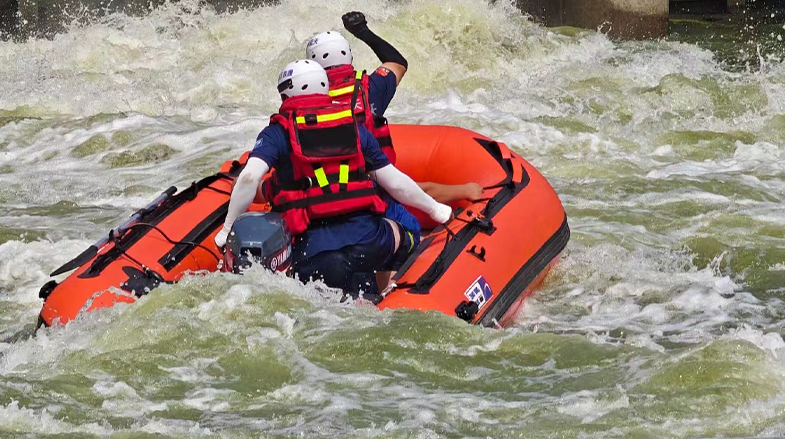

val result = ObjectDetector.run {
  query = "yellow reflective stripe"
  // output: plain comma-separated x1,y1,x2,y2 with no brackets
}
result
339,164,349,184
407,231,415,251
318,109,353,122
328,85,354,97
295,109,353,125
314,168,329,187
355,70,362,80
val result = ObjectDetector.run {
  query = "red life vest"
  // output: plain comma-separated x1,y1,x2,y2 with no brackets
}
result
265,94,387,236
326,64,396,165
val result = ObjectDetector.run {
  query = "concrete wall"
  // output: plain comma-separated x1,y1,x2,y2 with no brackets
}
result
518,0,669,39
3,0,275,39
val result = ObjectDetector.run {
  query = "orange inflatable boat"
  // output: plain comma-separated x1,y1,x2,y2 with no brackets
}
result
38,125,569,327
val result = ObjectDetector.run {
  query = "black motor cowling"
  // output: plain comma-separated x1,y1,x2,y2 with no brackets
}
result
224,212,292,274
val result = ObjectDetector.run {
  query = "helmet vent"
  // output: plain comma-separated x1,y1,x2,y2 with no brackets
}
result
341,50,346,56
301,84,308,90
323,53,329,59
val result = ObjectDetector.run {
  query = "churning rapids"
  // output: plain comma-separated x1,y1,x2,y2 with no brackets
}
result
1,0,784,437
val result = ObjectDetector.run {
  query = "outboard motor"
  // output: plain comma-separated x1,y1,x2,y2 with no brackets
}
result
224,212,292,274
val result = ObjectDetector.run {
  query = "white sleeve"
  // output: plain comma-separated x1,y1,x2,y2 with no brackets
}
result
370,164,452,224
215,157,270,246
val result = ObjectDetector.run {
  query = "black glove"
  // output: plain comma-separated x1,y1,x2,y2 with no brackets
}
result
342,11,368,35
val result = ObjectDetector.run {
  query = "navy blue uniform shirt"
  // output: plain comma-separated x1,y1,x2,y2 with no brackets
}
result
368,68,397,118
250,124,394,263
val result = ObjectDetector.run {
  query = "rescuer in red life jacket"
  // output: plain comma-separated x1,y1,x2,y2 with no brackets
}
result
306,11,484,204
214,60,452,299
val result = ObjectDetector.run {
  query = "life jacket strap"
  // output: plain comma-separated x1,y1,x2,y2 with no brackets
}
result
339,160,349,192
276,167,369,192
349,71,366,124
312,163,332,194
377,136,393,148
373,115,389,128
273,186,382,212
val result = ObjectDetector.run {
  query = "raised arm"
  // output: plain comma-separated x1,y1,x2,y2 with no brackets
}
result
342,11,408,85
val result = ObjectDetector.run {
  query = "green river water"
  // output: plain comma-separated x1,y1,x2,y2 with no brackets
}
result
0,0,784,437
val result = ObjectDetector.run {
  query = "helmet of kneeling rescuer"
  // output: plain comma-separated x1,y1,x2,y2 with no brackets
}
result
277,59,329,101
223,212,292,274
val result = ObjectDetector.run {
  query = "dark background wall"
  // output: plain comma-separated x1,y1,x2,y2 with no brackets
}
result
518,0,670,39
1,0,784,41
1,0,277,40
0,0,18,39
671,0,785,14
520,0,784,39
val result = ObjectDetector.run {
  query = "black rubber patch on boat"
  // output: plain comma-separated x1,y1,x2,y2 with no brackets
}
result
476,215,570,327
120,266,163,297
38,280,58,300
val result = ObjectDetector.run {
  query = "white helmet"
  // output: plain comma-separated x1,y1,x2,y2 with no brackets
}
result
306,31,353,69
276,59,329,100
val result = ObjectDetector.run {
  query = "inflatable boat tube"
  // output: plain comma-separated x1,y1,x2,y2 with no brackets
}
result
379,125,569,327
37,158,245,327
38,125,569,327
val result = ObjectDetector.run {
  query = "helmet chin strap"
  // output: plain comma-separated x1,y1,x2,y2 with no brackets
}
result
277,78,293,93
